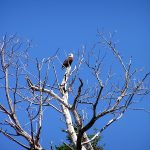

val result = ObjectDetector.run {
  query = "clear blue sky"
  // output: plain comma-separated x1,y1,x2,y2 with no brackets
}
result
0,0,150,150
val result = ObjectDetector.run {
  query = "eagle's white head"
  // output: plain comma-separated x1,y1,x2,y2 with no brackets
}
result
68,53,73,58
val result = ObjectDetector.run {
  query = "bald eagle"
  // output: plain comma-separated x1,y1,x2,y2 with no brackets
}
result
62,53,74,69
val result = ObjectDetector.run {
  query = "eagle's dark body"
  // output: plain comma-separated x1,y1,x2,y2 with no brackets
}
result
62,53,74,69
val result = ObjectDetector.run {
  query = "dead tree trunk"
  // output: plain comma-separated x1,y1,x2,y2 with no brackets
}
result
60,66,89,150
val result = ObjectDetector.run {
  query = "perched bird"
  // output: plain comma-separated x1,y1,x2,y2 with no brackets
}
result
62,53,74,69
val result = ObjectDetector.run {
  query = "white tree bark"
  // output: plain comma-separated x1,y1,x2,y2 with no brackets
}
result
60,67,87,150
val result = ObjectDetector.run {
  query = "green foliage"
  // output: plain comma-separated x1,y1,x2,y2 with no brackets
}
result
56,132,104,150
55,144,72,150
88,134,104,150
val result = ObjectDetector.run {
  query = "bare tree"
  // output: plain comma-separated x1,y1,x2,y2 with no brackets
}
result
0,33,149,150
